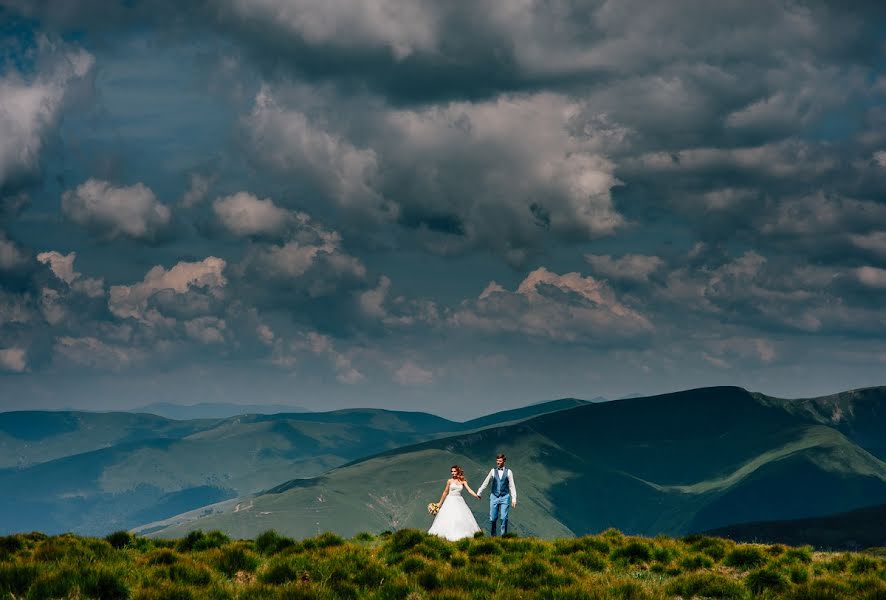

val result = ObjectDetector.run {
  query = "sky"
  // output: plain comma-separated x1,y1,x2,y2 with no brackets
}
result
0,1,885,419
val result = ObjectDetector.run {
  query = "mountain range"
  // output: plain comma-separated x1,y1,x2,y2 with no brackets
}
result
130,402,312,420
0,398,587,535
134,386,886,543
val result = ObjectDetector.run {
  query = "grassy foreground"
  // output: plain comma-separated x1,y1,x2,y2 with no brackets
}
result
1,529,884,599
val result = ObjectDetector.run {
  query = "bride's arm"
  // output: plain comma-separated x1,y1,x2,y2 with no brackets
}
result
438,479,451,505
462,480,480,499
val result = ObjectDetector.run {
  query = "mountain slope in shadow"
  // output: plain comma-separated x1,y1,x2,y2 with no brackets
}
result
136,386,886,542
703,503,886,550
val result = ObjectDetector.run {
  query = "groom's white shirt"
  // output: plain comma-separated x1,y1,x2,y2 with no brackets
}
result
477,467,516,502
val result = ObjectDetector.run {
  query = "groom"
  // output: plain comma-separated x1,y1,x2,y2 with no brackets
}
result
476,453,517,536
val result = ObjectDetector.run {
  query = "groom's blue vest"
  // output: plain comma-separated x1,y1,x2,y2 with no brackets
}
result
491,469,510,497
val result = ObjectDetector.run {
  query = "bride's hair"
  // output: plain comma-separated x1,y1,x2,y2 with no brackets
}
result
450,465,465,480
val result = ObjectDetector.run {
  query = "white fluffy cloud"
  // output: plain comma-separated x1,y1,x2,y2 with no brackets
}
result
213,191,292,237
37,250,104,297
0,39,94,188
109,257,227,320
452,267,652,344
856,266,886,288
585,254,664,282
61,179,171,241
237,213,366,296
244,88,388,218
0,347,27,372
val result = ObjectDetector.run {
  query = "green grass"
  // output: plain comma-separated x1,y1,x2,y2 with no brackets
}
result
0,529,883,599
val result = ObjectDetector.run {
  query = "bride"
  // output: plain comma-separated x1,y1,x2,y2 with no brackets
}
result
428,465,481,541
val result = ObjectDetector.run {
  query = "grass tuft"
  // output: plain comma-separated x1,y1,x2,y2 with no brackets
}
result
106,530,134,550
746,566,790,595
724,544,768,570
257,530,297,556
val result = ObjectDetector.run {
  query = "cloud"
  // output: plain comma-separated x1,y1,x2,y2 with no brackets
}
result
213,191,292,237
37,251,76,284
61,179,172,242
243,88,390,220
850,231,886,258
632,140,838,180
702,337,777,368
393,360,434,386
184,316,228,344
0,233,29,271
0,37,94,190
109,257,227,320
53,336,146,371
585,254,664,282
760,193,886,237
245,88,627,262
856,267,886,288
380,93,624,260
223,0,438,60
652,249,886,335
358,275,439,328
36,250,104,297
452,267,652,344
236,213,365,298
180,172,215,207
0,347,27,373
273,330,365,383
0,291,35,326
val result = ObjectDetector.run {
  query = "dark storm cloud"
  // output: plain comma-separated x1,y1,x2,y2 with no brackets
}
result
1,0,886,406
10,1,883,103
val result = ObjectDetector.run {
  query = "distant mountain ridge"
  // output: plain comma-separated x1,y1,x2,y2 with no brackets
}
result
0,398,590,535
131,402,311,420
136,386,886,544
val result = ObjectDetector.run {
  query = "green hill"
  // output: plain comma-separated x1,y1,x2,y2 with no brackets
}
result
0,400,587,535
136,386,886,542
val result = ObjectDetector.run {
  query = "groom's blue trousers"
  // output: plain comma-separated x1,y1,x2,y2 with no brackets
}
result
489,494,510,535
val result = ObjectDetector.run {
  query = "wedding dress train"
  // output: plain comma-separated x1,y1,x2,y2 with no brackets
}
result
428,482,481,541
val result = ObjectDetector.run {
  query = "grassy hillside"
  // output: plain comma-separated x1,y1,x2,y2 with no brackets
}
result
139,387,886,542
1,529,884,599
705,504,886,550
0,400,587,536
763,386,886,460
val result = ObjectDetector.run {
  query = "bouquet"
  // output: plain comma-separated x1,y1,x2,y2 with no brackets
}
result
427,502,440,516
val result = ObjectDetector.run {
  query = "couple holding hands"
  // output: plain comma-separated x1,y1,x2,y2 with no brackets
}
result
428,454,517,541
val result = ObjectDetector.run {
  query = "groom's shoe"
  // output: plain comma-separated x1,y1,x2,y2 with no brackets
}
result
490,522,497,537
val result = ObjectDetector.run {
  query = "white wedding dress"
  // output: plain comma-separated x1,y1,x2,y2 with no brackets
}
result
428,482,481,541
